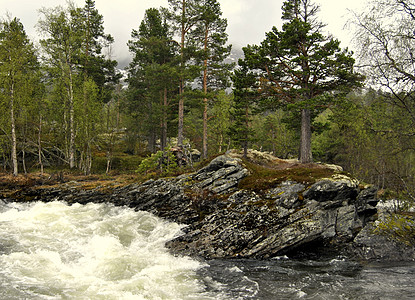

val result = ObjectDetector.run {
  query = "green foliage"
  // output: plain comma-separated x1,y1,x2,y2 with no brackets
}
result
0,17,40,175
1,0,414,210
374,213,415,246
242,0,363,162
229,59,258,156
312,90,415,200
208,90,233,153
126,7,179,152
137,148,178,175
71,0,120,103
251,110,298,158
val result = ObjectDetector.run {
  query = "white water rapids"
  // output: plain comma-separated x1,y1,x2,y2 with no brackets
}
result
2,200,415,299
0,201,213,300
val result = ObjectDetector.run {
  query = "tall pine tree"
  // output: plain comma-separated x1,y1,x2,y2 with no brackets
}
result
127,8,179,152
229,59,258,158
192,0,232,159
244,0,363,163
166,0,201,147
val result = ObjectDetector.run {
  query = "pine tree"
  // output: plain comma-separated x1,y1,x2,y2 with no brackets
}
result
167,0,201,147
229,59,258,158
127,8,179,152
72,0,119,173
245,0,363,163
72,0,120,103
192,0,232,159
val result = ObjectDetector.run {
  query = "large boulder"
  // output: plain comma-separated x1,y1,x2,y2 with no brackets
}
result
192,155,249,194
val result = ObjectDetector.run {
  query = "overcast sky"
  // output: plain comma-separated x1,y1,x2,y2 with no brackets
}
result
0,0,367,68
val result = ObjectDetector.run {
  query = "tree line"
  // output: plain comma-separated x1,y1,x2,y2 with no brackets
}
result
0,0,414,200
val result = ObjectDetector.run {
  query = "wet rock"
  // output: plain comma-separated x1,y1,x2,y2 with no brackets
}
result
349,224,415,261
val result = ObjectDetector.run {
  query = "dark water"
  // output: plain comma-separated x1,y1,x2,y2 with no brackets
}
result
1,201,414,299
200,258,415,299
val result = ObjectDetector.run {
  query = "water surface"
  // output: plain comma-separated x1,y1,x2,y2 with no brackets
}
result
0,201,414,299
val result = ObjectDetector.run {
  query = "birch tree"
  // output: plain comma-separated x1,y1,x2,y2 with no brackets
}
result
0,17,38,176
38,5,81,168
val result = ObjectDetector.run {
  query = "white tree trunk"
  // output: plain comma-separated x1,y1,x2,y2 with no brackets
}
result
10,81,18,176
68,67,75,169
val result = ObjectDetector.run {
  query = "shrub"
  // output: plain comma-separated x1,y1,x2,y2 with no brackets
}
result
137,150,178,175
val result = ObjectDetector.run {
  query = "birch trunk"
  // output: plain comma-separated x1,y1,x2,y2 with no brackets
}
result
10,80,18,176
68,66,75,169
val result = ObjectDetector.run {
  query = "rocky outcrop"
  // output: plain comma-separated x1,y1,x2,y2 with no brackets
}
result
4,153,397,261
165,177,377,259
349,223,415,261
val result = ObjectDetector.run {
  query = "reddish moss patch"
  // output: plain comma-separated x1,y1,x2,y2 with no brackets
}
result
239,160,338,193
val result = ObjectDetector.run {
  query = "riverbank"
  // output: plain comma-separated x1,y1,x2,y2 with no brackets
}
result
1,150,414,262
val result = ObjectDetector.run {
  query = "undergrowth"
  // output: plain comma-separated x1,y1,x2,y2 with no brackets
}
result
374,213,415,246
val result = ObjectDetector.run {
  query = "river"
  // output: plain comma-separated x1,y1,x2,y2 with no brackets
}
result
0,201,414,299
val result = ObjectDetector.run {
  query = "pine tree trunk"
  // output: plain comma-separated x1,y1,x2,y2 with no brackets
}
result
162,88,168,150
203,96,208,159
202,25,209,159
243,104,249,158
178,92,184,146
300,108,312,163
10,81,18,176
177,0,186,147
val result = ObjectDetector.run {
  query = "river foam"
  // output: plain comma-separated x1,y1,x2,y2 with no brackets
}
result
0,201,211,299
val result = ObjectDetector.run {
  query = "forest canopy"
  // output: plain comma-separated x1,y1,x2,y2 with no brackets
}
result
0,0,414,201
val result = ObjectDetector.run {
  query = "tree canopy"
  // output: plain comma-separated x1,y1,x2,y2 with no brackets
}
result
242,0,363,163
0,0,414,202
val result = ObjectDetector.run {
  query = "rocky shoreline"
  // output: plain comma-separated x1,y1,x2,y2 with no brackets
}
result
2,152,414,261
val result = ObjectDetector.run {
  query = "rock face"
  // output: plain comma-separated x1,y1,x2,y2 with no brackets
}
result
5,154,395,260
349,224,415,261
165,177,375,259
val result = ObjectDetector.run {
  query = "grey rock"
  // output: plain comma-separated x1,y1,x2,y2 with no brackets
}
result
6,154,410,261
303,178,359,206
265,181,305,209
193,155,249,194
349,224,415,261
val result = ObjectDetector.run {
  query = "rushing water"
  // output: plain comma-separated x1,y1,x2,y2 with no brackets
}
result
0,201,414,300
